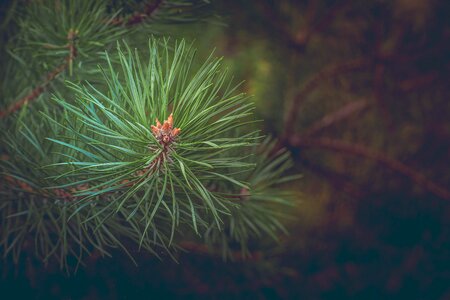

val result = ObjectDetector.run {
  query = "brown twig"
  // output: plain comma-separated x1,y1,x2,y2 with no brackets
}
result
2,0,165,118
0,29,78,119
254,1,303,51
0,63,67,118
288,136,450,201
283,58,373,140
3,111,241,201
256,0,348,52
108,0,164,26
295,0,349,47
1,173,75,204
398,71,439,92
302,99,370,137
282,24,447,139
299,158,367,199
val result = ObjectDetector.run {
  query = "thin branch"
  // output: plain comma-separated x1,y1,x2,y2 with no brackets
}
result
108,0,164,26
302,98,370,137
256,0,348,52
2,0,166,118
282,32,448,139
288,136,450,201
299,157,367,199
295,0,349,47
282,58,372,140
254,1,303,51
398,71,439,92
0,63,66,118
125,0,163,26
0,29,78,118
311,0,349,33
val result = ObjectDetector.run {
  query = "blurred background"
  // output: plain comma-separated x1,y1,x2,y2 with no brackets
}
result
1,0,450,299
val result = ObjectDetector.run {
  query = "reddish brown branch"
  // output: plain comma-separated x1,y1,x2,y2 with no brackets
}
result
398,71,439,92
0,63,67,118
282,35,447,140
109,0,164,26
299,158,367,199
0,29,78,119
255,1,302,51
0,173,83,202
257,0,348,51
311,1,349,34
302,99,370,137
2,113,238,202
2,0,165,118
295,0,349,47
288,136,450,201
283,58,373,140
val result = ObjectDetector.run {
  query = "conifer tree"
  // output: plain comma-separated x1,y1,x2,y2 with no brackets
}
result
0,0,297,269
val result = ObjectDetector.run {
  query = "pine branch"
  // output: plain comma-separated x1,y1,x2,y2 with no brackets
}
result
0,20,78,118
0,39,298,267
1,2,297,268
294,0,349,48
256,0,349,52
298,157,367,199
283,58,373,140
109,0,164,26
255,1,302,51
0,63,66,118
109,0,212,26
288,136,450,201
0,28,78,119
302,99,370,137
398,71,439,92
281,29,448,141
1,0,209,119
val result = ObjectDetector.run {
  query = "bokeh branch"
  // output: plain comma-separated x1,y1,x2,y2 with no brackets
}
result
288,136,450,201
256,0,348,52
283,58,372,139
302,99,370,137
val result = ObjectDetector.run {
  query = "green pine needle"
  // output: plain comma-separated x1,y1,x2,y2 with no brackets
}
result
1,14,298,268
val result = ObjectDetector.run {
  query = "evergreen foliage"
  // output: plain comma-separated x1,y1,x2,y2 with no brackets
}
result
0,0,297,269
